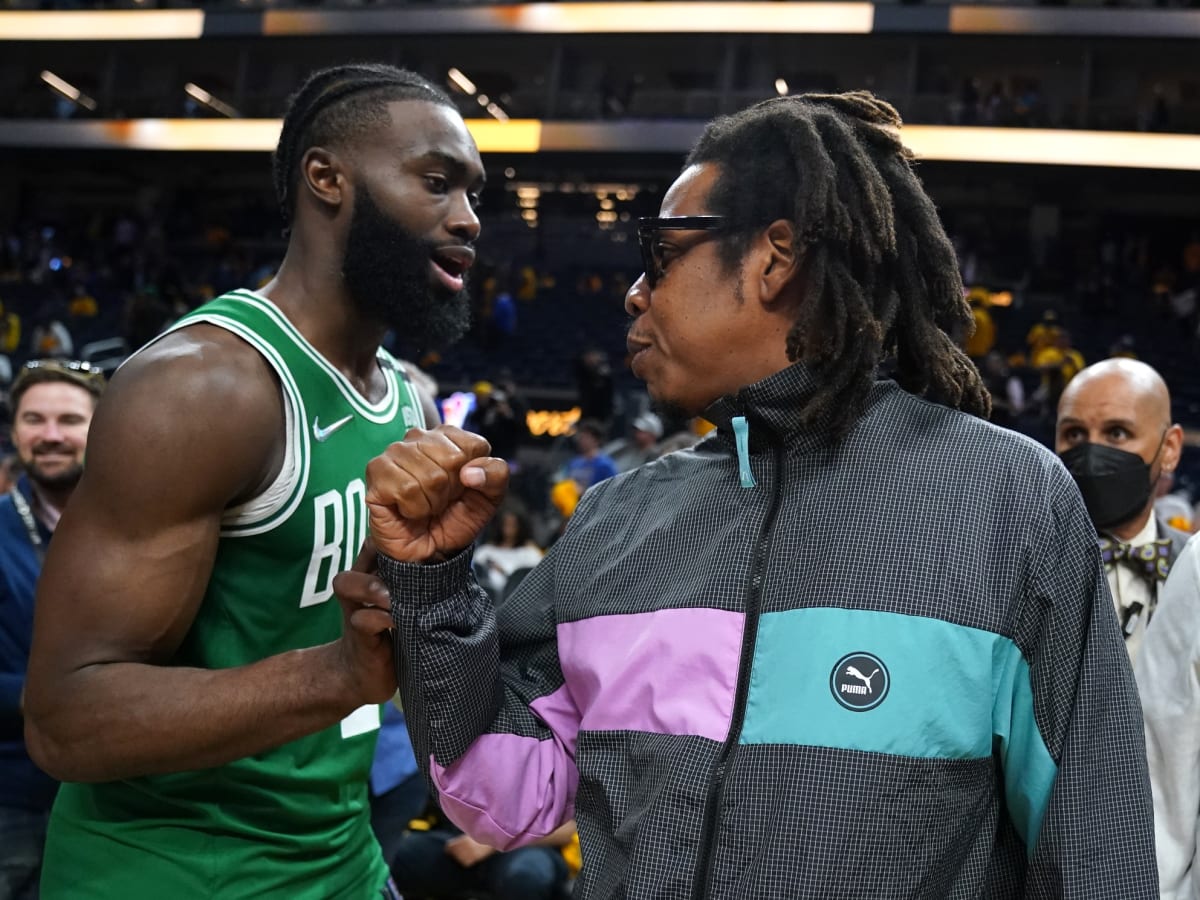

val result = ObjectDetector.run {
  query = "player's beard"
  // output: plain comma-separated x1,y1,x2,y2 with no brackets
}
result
341,184,472,350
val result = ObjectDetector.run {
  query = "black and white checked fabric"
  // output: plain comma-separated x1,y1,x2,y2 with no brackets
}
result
383,362,1157,899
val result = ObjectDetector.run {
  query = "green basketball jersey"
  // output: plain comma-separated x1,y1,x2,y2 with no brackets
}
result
42,290,423,899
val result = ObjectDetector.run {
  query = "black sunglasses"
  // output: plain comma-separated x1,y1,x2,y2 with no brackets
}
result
637,216,727,288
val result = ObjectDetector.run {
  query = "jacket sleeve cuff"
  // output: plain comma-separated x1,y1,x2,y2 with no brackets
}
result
378,546,474,605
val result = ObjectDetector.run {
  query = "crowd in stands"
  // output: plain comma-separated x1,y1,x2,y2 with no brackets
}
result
2,183,1200,895
957,221,1200,528
949,78,1050,128
4,194,1200,524
11,74,1200,136
934,76,1192,133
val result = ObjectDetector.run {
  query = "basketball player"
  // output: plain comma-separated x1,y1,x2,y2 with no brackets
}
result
23,63,484,898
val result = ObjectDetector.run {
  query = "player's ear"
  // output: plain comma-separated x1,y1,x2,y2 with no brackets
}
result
299,146,347,213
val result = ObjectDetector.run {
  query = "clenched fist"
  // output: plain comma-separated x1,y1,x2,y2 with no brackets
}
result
365,425,509,563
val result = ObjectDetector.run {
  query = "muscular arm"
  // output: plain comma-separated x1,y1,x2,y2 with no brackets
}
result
24,327,392,783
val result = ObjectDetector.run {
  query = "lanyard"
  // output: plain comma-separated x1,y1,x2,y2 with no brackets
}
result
9,487,45,563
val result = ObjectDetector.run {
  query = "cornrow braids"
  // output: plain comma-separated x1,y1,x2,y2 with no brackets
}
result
687,91,991,438
272,63,454,229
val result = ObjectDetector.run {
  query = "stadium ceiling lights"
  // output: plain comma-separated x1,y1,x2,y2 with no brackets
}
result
40,70,97,112
6,5,1200,41
447,67,509,123
184,83,240,118
447,68,477,96
506,181,644,198
8,121,1200,172
2,10,204,40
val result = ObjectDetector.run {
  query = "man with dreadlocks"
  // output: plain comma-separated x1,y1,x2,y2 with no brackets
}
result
24,63,484,898
347,92,1156,897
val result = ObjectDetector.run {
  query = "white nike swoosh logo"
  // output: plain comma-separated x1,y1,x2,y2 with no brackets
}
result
313,414,354,442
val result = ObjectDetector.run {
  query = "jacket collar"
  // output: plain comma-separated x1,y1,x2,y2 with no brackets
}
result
703,362,848,454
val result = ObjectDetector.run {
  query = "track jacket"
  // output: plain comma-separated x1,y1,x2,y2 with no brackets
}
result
383,363,1157,899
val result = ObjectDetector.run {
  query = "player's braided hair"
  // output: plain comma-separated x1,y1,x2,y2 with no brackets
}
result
272,63,454,229
687,91,990,436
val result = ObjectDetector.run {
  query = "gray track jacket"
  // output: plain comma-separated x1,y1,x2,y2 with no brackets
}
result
383,363,1157,899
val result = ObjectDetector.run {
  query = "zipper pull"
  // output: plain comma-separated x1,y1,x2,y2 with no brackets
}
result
732,416,757,489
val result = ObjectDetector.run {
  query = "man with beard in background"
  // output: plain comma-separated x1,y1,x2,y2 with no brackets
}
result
23,63,484,899
0,359,103,899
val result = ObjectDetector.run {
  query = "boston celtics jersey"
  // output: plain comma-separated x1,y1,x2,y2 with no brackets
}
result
42,290,422,899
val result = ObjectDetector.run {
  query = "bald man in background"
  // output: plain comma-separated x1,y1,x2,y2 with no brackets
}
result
1055,358,1189,662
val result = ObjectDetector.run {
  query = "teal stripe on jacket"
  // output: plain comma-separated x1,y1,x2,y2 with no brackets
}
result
740,606,1057,854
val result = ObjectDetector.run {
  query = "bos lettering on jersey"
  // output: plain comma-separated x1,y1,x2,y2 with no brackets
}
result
301,478,368,608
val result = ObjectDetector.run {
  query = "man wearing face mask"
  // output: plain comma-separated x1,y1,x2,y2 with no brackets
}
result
1055,357,1188,662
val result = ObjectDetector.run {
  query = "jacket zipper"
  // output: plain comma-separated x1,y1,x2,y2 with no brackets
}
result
690,435,785,900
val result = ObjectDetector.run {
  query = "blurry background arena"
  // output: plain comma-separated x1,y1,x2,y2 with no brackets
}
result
3,0,1200,538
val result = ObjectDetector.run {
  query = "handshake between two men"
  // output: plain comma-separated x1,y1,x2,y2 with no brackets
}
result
331,425,509,703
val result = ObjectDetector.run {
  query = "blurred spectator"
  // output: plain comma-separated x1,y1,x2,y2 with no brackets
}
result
473,507,544,599
468,381,525,462
983,81,1013,125
29,317,72,360
609,411,664,473
1,358,105,899
516,265,539,303
564,419,618,491
1168,285,1197,328
656,417,714,456
981,351,1026,429
1134,533,1200,899
391,801,575,900
1155,489,1195,535
1143,84,1171,133
1025,309,1063,357
67,284,98,320
955,235,980,285
492,368,529,437
1183,229,1200,285
574,348,614,425
964,295,996,359
954,78,981,125
1013,80,1044,126
549,477,581,522
1109,334,1139,359
123,289,173,354
490,289,517,344
1032,328,1085,416
1055,358,1188,662
0,302,22,356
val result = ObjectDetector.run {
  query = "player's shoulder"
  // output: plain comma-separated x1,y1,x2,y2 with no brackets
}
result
79,323,287,510
115,322,281,416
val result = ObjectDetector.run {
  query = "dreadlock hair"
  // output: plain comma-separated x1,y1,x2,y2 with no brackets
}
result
272,63,454,231
687,91,991,437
